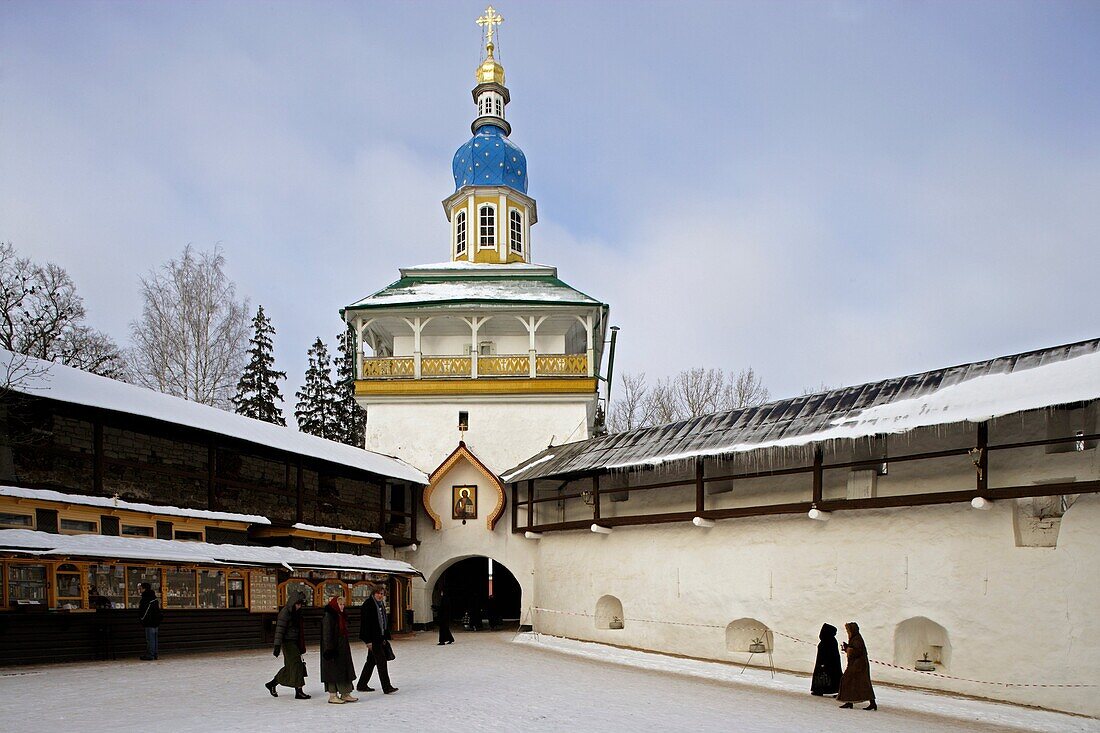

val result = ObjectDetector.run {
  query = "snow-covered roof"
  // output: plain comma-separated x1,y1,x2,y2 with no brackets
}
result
503,338,1100,480
1,349,427,485
290,522,382,540
345,265,605,311
0,529,419,575
0,485,270,525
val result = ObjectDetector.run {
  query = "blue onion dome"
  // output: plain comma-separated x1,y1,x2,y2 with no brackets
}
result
452,124,528,194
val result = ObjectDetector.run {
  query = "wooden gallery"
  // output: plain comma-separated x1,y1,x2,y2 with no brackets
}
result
0,353,427,664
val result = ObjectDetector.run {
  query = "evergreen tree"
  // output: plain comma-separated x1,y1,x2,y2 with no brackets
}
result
295,337,338,440
232,305,286,425
334,324,366,447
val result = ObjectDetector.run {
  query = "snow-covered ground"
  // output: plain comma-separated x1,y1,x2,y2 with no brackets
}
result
1,631,1096,732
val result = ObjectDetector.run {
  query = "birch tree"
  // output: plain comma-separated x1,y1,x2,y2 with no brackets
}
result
608,366,771,433
129,245,249,409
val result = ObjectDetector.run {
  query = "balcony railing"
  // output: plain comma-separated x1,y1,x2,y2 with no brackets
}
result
360,353,589,380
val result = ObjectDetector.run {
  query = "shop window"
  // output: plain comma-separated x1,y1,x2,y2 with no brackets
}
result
88,564,126,608
0,511,33,529
165,568,197,608
127,567,161,608
478,204,496,248
509,209,523,254
198,569,227,609
455,210,467,255
281,579,315,607
174,530,204,542
228,572,247,608
318,579,348,604
55,563,83,609
60,517,97,534
351,581,374,606
8,563,48,604
121,524,154,538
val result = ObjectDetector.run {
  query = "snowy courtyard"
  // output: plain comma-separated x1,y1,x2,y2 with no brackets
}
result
2,631,1095,733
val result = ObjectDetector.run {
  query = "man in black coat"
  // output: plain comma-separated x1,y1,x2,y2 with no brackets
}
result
137,582,162,661
356,585,397,694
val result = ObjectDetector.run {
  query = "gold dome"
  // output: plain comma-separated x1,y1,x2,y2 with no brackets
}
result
476,43,506,85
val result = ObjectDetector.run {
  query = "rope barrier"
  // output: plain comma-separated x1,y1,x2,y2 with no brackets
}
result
528,607,1096,689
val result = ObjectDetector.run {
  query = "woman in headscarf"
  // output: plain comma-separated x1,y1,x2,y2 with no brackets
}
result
321,594,358,704
837,621,877,710
810,623,842,696
266,590,310,699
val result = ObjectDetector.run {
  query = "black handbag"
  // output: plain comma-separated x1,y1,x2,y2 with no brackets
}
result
812,670,831,689
383,640,396,661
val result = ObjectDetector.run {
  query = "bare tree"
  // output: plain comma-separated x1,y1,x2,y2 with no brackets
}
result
129,245,250,409
0,242,127,379
608,366,771,432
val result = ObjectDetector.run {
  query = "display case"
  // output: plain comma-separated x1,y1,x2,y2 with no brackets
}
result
8,563,47,604
228,572,247,609
249,570,278,612
281,579,315,608
198,569,226,609
55,563,83,609
127,566,161,608
88,564,126,608
165,568,197,608
318,579,348,604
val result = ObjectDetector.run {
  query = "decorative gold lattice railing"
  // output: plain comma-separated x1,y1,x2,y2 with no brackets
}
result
361,357,415,378
535,354,588,376
478,355,530,376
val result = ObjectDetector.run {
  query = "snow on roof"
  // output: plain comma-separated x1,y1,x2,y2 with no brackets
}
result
346,268,605,310
290,523,382,540
1,349,427,485
0,486,270,525
0,529,419,575
503,338,1100,480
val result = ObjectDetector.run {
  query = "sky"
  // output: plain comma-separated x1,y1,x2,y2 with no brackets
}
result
2,0,1098,413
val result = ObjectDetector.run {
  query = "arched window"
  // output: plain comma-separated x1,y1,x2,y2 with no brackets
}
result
494,97,503,116
509,209,523,254
478,204,496,249
455,210,467,255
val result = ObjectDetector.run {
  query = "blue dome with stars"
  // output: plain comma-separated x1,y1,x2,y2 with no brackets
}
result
452,124,528,194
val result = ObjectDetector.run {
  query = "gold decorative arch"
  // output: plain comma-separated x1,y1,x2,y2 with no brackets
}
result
423,441,506,531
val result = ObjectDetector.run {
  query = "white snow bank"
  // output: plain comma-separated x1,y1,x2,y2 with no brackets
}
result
1,349,427,484
514,634,1097,733
608,349,1100,469
290,522,381,540
0,485,270,525
0,529,418,575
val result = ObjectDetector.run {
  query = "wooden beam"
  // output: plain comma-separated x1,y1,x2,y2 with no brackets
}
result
527,480,535,530
592,474,601,522
977,422,989,495
410,483,418,543
510,481,518,531
695,458,704,514
811,448,823,505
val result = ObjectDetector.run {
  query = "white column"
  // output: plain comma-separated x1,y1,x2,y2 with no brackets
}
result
498,193,508,261
464,316,488,379
354,318,365,379
524,205,532,263
413,317,422,379
584,314,595,377
466,194,476,262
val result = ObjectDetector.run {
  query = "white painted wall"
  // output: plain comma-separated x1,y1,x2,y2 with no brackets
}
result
527,491,1100,717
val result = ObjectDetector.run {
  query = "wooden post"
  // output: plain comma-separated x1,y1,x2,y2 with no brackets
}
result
511,481,518,530
93,420,104,495
592,474,601,522
695,458,705,514
812,448,823,505
410,483,418,541
977,422,989,495
207,442,217,510
527,480,535,529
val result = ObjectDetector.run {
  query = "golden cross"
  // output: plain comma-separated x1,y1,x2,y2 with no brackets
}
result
476,5,504,51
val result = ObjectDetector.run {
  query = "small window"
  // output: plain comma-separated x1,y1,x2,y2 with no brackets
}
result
509,209,523,254
494,97,502,116
121,524,154,537
478,204,496,248
174,530,204,542
0,512,33,529
458,411,469,431
60,518,97,534
455,210,467,255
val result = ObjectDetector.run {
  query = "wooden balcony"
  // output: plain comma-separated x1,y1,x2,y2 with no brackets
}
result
359,353,590,380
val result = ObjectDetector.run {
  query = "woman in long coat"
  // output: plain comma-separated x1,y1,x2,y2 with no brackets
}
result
266,590,310,699
810,623,842,696
837,621,877,710
321,595,358,704
436,588,454,645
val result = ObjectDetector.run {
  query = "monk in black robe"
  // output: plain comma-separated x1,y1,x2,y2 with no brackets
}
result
810,623,842,696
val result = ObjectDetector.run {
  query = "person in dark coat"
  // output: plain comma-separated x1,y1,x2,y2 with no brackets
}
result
321,595,358,704
838,621,877,710
436,588,454,646
356,585,397,694
137,582,162,661
266,590,310,700
810,623,842,696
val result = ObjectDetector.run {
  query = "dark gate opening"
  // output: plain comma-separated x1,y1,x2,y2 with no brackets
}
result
433,556,521,631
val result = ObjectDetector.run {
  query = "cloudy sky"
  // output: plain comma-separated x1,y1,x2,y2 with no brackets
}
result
2,0,1098,411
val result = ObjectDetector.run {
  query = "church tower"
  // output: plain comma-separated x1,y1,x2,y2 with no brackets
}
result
342,7,609,626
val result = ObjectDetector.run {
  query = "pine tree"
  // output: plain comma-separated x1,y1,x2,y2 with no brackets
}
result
334,324,366,448
295,337,338,440
232,306,287,425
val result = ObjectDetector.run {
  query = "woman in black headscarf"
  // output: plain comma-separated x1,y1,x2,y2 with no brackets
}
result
810,623,842,696
838,621,877,710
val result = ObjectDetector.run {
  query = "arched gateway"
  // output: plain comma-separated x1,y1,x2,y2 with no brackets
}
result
429,555,522,631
